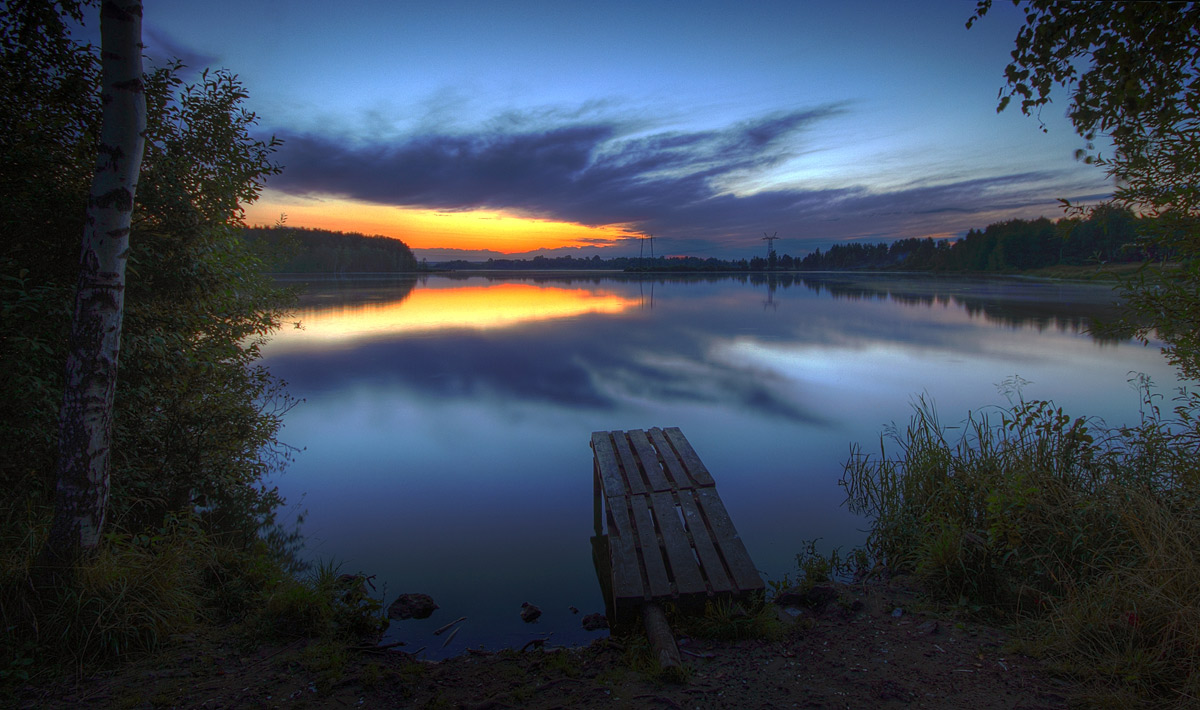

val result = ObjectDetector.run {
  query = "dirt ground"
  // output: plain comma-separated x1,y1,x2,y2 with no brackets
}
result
14,579,1075,709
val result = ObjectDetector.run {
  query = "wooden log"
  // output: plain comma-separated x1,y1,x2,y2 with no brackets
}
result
641,603,682,675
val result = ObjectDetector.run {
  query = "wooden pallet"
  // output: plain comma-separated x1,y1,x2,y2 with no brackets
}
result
591,427,764,625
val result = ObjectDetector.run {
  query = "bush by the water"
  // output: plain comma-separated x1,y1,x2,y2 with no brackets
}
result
0,5,383,683
842,379,1200,707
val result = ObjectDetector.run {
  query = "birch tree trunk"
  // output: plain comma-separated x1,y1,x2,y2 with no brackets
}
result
39,0,145,569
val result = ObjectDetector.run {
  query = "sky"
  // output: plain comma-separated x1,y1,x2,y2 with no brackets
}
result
140,0,1113,262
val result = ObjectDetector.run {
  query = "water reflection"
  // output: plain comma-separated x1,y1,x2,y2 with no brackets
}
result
271,279,640,350
261,273,1176,660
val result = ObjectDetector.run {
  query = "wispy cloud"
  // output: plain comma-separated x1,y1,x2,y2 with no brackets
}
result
266,103,1108,255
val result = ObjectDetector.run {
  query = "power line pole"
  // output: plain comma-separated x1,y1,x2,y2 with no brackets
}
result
762,231,779,259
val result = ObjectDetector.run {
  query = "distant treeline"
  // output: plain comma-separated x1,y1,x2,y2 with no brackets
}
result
439,206,1155,273
797,205,1144,272
244,206,1156,275
242,226,421,273
435,254,750,271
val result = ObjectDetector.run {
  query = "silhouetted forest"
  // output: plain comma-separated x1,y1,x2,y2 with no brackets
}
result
243,226,421,273
438,206,1154,273
244,207,1156,274
797,205,1145,271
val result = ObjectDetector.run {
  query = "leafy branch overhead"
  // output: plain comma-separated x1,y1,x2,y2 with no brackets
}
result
969,1,1200,147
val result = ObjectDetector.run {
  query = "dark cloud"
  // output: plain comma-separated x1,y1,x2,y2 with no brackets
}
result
143,25,219,73
266,104,1107,255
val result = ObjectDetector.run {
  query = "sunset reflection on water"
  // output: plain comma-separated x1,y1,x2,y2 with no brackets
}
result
268,281,640,349
261,273,1177,659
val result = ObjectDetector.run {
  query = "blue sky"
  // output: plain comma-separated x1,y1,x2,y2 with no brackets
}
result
143,0,1110,261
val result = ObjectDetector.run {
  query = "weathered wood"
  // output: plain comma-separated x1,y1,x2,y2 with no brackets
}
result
591,432,627,500
663,426,715,487
695,487,763,592
675,489,733,592
610,433,646,496
628,495,672,598
648,427,693,489
592,427,764,627
650,491,707,595
642,603,682,675
605,497,645,602
628,428,672,492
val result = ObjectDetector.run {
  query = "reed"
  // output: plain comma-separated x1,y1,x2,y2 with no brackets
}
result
841,382,1200,707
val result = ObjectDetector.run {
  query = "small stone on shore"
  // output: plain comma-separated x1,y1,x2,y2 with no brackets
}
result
388,593,438,620
520,602,542,623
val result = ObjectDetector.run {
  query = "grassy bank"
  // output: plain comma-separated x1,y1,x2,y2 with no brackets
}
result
1022,262,1183,282
841,381,1200,707
0,511,387,685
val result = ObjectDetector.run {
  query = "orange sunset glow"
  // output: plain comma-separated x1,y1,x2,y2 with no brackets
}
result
245,190,635,253
267,282,640,350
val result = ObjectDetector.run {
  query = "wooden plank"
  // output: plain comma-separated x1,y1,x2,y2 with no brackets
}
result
628,429,673,493
628,495,672,598
605,498,646,602
648,427,693,490
591,431,628,500
695,487,764,592
611,432,646,496
649,491,706,596
676,489,732,593
663,427,715,487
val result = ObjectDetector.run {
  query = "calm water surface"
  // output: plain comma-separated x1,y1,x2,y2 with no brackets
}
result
260,272,1178,658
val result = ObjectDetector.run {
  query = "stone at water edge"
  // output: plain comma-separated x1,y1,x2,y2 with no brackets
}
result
773,583,839,611
388,593,438,620
520,602,542,623
581,613,608,631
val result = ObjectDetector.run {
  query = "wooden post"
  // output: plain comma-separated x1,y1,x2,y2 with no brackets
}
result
642,603,682,675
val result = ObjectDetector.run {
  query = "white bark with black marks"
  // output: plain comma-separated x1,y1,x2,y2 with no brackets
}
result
42,0,145,566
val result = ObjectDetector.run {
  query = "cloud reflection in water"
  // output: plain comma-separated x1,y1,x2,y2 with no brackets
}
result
261,274,1176,659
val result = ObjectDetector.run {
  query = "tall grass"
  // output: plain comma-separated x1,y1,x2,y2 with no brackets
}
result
841,380,1200,707
1,509,386,683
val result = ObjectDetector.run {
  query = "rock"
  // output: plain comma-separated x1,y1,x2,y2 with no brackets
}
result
891,607,904,618
774,583,839,610
569,606,579,614
388,593,438,620
581,613,608,631
520,602,542,623
773,606,802,626
916,620,940,635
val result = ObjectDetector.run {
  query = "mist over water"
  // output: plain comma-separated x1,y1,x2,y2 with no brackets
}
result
260,273,1177,658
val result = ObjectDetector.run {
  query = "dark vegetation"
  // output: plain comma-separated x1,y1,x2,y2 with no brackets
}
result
4,1,1199,708
1,1,382,683
798,206,1145,272
243,225,421,274
821,3,1200,707
435,205,1154,275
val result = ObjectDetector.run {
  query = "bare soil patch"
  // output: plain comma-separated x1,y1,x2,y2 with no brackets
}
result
15,579,1074,709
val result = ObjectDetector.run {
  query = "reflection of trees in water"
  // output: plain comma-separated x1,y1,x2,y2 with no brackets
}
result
795,275,1134,344
282,272,1137,344
284,275,420,309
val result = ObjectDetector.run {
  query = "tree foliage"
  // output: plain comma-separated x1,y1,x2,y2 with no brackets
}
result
796,208,1141,272
970,0,1200,379
243,225,420,273
0,2,293,547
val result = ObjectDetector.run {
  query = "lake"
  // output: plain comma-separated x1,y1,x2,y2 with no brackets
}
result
259,272,1178,658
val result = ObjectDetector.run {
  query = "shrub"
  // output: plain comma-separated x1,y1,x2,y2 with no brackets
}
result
841,381,1200,706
